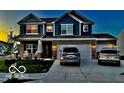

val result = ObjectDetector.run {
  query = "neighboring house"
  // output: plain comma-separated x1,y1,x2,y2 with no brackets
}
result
118,30,124,57
0,41,8,55
15,11,117,59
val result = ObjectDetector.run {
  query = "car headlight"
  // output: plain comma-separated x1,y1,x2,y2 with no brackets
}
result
99,53,105,58
60,56,64,60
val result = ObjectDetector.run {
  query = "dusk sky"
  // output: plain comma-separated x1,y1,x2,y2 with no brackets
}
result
0,10,124,42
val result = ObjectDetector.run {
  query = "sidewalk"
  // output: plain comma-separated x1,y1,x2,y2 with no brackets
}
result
0,73,46,83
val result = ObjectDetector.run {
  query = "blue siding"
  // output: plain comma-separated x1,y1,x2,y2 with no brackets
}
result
19,15,40,24
38,24,43,35
25,17,38,22
20,24,26,35
55,15,79,36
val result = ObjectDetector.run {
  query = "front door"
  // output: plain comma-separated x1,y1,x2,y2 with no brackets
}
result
42,42,52,58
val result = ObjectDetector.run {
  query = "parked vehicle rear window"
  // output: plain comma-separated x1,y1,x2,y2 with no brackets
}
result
63,47,78,52
101,50,117,53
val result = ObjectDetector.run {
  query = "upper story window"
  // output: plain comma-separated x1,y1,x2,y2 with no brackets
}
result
46,25,53,32
61,24,73,35
83,25,89,32
26,25,38,34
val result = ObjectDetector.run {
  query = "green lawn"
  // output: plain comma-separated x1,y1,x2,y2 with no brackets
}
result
16,60,54,73
0,59,54,73
0,59,8,72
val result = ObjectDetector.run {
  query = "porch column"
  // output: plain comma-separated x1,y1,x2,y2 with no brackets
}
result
79,22,82,36
43,22,45,34
52,22,55,36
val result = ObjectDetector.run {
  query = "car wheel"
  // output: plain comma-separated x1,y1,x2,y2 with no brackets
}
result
98,60,102,65
76,62,80,66
79,61,81,65
116,61,120,66
60,62,64,65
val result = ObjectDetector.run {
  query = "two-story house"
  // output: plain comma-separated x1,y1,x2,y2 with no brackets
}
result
15,11,117,59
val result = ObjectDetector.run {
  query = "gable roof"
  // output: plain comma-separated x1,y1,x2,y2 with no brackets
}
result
17,11,94,24
40,18,57,23
17,13,43,24
69,11,94,24
92,33,116,38
54,10,94,24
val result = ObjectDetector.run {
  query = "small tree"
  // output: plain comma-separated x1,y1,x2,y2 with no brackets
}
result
5,27,16,55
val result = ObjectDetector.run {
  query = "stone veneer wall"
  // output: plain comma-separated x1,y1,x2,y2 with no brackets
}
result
19,42,24,58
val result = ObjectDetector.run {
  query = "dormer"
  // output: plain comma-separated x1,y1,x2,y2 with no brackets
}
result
18,13,45,35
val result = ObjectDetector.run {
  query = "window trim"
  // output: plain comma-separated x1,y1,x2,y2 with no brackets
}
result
26,44,37,54
26,24,38,35
83,25,89,32
60,24,73,35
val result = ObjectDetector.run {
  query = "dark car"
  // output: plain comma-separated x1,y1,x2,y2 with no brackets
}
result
60,47,80,65
98,48,120,66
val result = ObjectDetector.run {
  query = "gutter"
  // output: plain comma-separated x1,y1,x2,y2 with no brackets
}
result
16,37,117,42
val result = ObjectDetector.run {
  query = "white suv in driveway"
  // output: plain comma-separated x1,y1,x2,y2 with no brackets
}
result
60,47,80,65
98,48,120,66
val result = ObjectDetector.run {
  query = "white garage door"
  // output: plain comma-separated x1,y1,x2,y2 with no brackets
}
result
96,44,113,52
57,44,92,59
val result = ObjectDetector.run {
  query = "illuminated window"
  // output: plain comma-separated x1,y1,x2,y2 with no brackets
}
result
47,26,53,32
26,25,38,34
83,25,89,32
61,24,73,35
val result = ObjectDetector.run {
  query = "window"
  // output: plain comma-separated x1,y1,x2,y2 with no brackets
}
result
47,25,53,32
61,24,73,35
101,50,117,53
63,47,78,52
26,25,38,34
26,44,37,53
83,25,89,32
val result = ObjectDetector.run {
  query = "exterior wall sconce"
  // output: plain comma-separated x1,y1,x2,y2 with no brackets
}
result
92,44,96,49
52,44,57,51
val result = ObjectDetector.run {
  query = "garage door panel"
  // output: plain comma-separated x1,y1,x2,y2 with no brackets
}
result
57,44,91,59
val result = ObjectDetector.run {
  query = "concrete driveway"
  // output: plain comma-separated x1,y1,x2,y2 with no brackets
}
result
43,60,86,83
80,59,124,83
43,59,124,83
